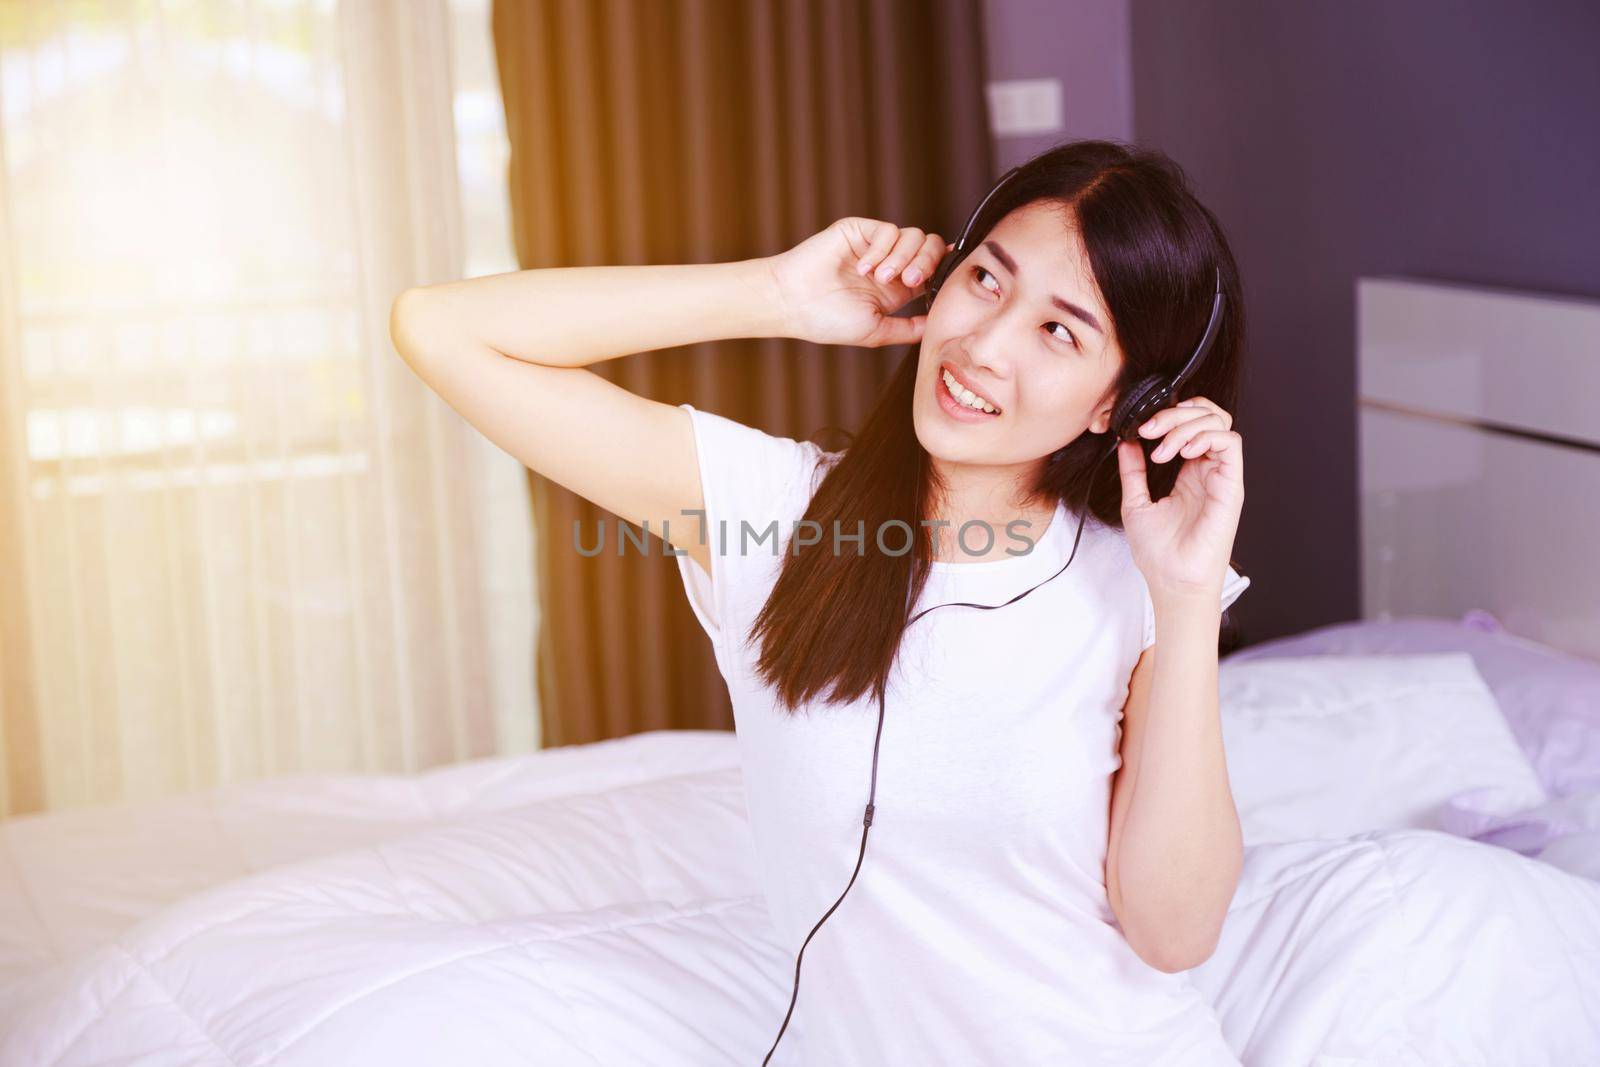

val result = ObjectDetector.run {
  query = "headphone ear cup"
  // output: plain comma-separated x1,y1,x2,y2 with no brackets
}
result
1112,375,1168,441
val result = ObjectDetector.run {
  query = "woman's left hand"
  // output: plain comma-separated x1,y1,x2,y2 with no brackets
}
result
1116,396,1244,600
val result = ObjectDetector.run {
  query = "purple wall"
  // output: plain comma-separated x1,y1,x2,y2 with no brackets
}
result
985,0,1600,646
1131,0,1600,645
983,0,1133,167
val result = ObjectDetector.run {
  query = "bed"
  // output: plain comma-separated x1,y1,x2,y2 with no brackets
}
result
2,276,1598,1065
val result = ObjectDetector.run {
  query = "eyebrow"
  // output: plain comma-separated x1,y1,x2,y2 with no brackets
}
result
980,239,1105,336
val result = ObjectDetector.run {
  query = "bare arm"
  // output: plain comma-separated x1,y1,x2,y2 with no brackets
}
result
388,259,786,574
399,258,787,371
387,219,947,576
1105,597,1243,974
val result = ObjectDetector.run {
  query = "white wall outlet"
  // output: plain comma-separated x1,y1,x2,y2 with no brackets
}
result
986,78,1064,136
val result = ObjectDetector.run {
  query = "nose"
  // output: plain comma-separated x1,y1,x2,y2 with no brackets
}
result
962,306,1018,381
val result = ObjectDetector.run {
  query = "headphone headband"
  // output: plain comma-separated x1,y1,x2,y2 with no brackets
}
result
946,165,1023,266
1171,268,1225,394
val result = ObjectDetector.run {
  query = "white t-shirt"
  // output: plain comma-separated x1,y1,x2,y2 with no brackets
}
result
673,403,1250,1066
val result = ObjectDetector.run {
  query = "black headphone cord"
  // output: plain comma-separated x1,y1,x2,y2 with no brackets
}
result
760,439,1121,1065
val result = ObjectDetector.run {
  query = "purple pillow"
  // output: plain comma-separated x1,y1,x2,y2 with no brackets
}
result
1226,611,1600,798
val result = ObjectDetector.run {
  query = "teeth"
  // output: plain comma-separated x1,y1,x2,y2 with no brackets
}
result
942,370,998,413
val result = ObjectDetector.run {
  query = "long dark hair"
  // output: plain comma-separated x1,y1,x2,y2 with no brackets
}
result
749,140,1246,715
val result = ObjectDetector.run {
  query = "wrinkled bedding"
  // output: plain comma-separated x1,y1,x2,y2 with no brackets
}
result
2,729,1598,1066
0,731,748,1038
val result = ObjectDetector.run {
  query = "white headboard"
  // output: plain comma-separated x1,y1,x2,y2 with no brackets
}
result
1357,276,1600,661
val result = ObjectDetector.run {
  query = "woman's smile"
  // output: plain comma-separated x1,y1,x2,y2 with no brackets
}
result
936,360,1003,422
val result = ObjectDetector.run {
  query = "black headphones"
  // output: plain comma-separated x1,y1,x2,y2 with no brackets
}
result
761,167,1227,1065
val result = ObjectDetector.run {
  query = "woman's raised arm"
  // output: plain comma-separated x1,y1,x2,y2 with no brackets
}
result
389,259,784,574
387,220,947,574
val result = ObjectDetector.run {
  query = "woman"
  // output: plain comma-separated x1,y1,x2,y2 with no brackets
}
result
391,139,1251,1065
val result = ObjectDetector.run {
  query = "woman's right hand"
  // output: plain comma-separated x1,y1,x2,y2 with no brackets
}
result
765,217,950,348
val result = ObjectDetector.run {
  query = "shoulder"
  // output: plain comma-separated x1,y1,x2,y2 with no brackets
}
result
673,405,836,657
677,403,831,521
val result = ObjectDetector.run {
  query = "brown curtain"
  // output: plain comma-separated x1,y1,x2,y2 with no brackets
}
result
492,0,994,748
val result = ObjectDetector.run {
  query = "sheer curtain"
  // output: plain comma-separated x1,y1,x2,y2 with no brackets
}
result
0,0,536,818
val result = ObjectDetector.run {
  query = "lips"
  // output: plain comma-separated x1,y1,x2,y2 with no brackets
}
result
939,361,1003,414
935,368,1001,424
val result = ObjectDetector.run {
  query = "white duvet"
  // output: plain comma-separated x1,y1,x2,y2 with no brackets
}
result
3,721,1600,1063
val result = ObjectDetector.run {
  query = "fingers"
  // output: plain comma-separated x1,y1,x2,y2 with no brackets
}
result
1179,395,1232,427
1148,411,1227,463
869,312,927,347
855,222,900,277
1159,427,1240,469
855,223,945,289
902,233,947,288
1170,428,1244,482
1136,397,1232,440
871,227,925,284
1136,406,1211,444
1137,397,1236,463
1116,438,1151,510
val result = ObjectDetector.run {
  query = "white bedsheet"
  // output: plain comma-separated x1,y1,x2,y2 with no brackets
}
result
2,731,1598,1064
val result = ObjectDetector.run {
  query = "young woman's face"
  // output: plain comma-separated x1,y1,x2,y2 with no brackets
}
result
913,200,1123,474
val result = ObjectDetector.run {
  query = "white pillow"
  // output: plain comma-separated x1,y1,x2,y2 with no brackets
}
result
1217,652,1548,845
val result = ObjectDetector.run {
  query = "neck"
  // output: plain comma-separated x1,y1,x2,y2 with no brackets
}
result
926,456,1054,563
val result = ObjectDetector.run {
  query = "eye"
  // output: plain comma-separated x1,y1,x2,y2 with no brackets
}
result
970,264,1000,294
1044,321,1078,348
969,265,1079,349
